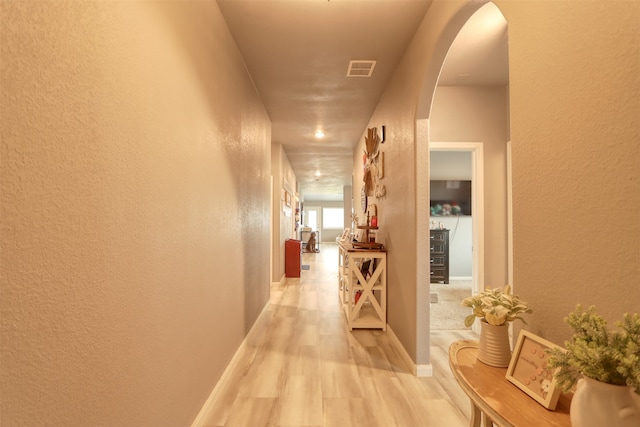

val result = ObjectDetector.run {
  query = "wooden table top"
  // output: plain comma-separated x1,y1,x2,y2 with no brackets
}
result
449,340,572,427
337,241,386,252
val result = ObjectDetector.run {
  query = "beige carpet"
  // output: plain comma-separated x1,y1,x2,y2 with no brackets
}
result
430,280,473,330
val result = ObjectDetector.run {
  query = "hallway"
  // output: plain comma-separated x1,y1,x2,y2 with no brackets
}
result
198,243,477,427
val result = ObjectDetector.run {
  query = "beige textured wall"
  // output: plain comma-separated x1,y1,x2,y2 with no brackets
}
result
363,0,639,365
496,0,640,344
352,100,420,359
354,0,467,364
271,143,297,282
1,2,270,426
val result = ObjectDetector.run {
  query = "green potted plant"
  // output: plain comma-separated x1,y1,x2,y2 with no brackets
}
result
461,285,531,367
461,284,532,327
545,305,640,427
546,305,640,392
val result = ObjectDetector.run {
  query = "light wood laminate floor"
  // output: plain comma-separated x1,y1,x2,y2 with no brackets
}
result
198,243,477,427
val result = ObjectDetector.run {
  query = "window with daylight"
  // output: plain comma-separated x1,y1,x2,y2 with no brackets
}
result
322,208,344,229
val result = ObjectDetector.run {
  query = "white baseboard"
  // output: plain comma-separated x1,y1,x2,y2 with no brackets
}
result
386,324,433,378
191,302,270,427
416,364,434,377
270,274,286,287
449,276,472,281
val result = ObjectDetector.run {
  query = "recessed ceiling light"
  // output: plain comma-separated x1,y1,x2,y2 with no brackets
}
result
315,130,325,138
315,171,321,177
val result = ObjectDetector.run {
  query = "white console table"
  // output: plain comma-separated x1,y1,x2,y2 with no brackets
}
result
337,241,387,330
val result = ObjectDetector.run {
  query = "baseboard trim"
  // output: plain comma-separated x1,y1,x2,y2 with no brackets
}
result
191,301,270,427
449,276,472,281
386,324,433,378
270,274,286,287
416,364,434,377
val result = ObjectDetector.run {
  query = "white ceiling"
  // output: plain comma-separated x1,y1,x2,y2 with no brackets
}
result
217,1,508,201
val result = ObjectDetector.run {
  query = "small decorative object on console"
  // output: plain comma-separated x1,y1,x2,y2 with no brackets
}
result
461,285,532,367
545,305,640,427
461,284,532,327
506,330,563,410
545,305,640,394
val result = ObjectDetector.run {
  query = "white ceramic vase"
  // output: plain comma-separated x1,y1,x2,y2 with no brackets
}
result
477,321,511,367
570,376,640,427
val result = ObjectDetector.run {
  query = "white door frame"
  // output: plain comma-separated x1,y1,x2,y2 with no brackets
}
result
415,124,486,371
506,141,513,287
429,142,484,299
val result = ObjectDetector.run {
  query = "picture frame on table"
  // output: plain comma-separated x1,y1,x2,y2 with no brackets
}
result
340,228,351,242
506,330,563,410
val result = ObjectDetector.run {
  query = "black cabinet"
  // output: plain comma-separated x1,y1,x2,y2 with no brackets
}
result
430,229,449,284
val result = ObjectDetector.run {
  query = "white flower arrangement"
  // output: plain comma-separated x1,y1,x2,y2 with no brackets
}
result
461,284,532,327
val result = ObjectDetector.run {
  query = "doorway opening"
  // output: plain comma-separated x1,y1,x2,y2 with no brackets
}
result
301,206,321,250
429,144,484,331
425,2,509,336
414,1,511,372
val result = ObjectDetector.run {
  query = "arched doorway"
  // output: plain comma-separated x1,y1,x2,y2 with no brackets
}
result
415,1,511,372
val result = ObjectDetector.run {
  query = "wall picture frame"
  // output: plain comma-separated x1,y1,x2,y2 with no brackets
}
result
506,330,563,410
284,191,291,207
340,228,351,242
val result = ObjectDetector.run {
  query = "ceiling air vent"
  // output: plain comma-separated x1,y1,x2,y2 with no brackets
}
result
347,60,376,77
